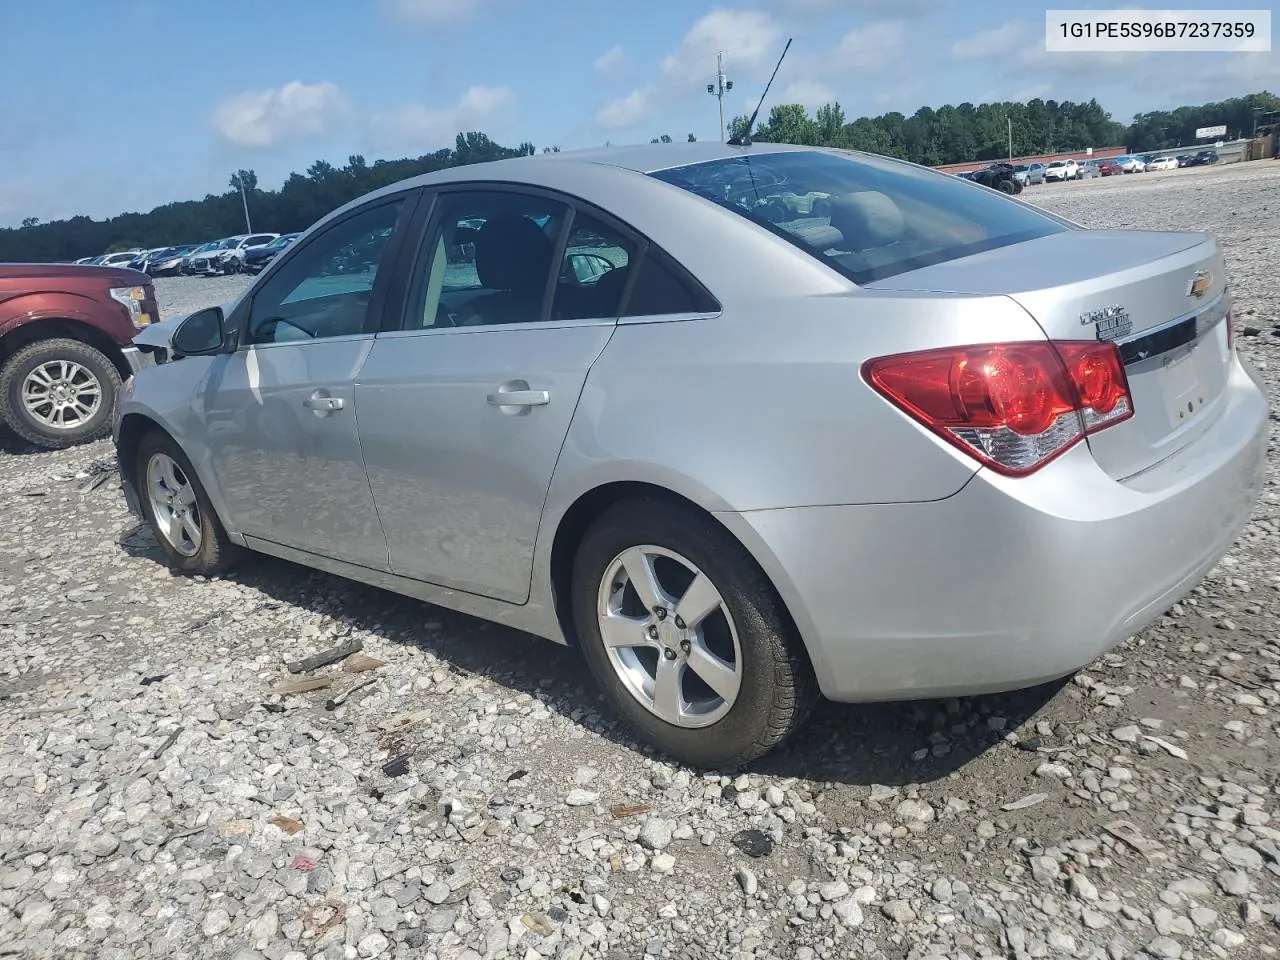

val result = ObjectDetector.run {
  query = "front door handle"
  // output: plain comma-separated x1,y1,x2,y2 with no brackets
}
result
487,390,549,407
487,380,550,414
303,393,345,413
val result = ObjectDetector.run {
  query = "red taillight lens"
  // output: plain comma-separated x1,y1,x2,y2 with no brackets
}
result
863,341,1133,476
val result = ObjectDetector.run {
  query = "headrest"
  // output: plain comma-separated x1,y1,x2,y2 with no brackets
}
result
474,215,553,291
829,191,905,250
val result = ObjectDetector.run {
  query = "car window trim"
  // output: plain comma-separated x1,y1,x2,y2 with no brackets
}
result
383,180,719,335
391,182,578,335
235,189,422,349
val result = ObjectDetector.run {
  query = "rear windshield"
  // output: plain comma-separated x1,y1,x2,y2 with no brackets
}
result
650,150,1068,284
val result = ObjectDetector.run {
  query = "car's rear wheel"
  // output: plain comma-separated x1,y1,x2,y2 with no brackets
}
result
0,338,120,449
136,431,240,576
571,498,817,768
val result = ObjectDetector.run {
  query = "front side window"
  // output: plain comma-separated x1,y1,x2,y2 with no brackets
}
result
247,199,403,344
651,150,1068,284
405,191,568,330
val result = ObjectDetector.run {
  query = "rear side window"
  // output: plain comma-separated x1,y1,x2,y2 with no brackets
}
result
624,248,719,317
650,150,1068,285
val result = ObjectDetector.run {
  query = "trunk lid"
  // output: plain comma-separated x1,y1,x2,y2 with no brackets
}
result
867,229,1232,480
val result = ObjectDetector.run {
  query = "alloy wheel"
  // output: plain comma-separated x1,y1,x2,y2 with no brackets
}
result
596,545,743,728
146,453,203,557
20,360,102,429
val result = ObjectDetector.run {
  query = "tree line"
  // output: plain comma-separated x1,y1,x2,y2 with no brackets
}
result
734,91,1277,165
2,91,1275,263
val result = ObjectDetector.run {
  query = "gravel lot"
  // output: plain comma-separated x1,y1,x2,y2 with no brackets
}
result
2,162,1278,960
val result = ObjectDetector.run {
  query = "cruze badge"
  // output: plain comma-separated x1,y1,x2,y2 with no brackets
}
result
1080,304,1132,341
1187,270,1211,298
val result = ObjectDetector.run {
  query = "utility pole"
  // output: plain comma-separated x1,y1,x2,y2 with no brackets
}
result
1007,116,1013,162
238,177,253,233
706,51,733,142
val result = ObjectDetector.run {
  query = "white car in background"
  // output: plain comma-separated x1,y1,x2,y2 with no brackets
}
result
1117,156,1146,173
1042,159,1079,182
1146,156,1179,171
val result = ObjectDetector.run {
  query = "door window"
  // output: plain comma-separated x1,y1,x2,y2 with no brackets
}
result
247,199,404,344
406,191,569,330
551,212,635,321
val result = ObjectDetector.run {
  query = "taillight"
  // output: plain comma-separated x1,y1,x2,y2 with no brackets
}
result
862,341,1133,476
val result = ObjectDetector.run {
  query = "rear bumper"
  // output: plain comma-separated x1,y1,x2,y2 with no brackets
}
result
721,356,1268,702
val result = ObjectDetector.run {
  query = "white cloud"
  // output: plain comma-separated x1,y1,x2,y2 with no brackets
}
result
828,20,906,74
594,44,628,74
779,0,934,13
660,9,785,84
211,81,350,150
372,85,515,149
596,88,653,131
951,23,1027,60
382,0,482,23
780,78,836,108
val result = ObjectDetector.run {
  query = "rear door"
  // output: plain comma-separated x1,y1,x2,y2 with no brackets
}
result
354,187,637,603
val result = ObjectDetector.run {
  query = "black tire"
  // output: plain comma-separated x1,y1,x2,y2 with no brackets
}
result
570,498,818,768
0,338,121,449
998,178,1017,194
135,430,241,576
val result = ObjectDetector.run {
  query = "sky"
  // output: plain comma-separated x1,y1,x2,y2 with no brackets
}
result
1,0,1275,227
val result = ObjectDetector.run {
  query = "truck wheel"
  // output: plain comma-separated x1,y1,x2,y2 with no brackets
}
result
0,338,121,449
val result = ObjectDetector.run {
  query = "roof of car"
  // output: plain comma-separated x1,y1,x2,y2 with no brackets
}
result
415,140,832,187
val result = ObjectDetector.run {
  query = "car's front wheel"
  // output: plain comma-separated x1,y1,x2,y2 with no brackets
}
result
136,431,241,576
571,498,817,768
0,338,121,449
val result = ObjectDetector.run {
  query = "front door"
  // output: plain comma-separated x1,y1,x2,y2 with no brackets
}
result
204,194,415,569
355,189,637,602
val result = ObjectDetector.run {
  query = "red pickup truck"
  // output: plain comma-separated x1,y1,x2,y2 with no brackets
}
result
0,263,159,448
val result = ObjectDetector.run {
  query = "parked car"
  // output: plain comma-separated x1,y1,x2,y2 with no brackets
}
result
0,262,159,448
1043,159,1079,181
1176,155,1194,167
969,163,1023,194
97,251,145,267
1098,159,1123,176
1189,150,1220,166
1011,162,1046,186
1077,160,1100,179
242,233,300,274
1146,156,1179,171
186,237,247,276
219,233,281,273
178,241,222,275
1116,155,1146,173
146,244,201,277
112,143,1268,768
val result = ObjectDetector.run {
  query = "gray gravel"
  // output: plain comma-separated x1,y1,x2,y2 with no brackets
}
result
2,161,1279,960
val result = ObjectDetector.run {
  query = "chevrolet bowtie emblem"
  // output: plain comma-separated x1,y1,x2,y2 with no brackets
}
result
1187,270,1211,298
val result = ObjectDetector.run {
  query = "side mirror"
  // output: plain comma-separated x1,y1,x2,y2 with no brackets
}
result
172,307,227,357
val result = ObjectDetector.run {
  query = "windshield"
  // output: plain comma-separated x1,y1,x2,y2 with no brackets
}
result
650,150,1067,284
266,234,295,249
218,238,241,249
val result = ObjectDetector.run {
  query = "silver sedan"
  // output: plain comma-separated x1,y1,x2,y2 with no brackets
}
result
113,143,1269,768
